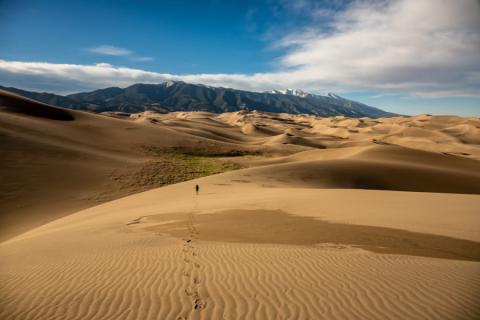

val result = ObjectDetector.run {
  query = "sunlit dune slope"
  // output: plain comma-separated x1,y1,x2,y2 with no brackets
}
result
1,168,479,319
1,89,480,241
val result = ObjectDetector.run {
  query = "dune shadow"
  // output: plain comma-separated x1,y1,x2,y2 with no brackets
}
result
147,209,480,262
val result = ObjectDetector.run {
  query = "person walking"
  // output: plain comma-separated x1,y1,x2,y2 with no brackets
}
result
195,184,199,195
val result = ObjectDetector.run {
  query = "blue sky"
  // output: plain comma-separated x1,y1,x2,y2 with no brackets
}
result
0,0,280,73
0,0,479,116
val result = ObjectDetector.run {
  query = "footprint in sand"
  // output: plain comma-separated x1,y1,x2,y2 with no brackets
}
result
185,288,197,297
194,298,207,310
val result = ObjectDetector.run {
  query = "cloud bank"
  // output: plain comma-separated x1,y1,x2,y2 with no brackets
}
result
1,0,479,96
277,0,480,97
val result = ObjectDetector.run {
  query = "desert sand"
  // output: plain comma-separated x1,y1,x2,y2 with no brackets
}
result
1,90,480,319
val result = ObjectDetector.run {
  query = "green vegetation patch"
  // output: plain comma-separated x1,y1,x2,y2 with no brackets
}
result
115,146,244,190
161,150,242,178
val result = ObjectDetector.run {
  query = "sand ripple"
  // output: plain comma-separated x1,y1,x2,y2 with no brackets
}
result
1,231,479,320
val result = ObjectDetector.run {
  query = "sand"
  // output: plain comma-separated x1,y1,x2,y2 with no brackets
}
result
0,91,256,240
1,90,480,319
2,178,480,319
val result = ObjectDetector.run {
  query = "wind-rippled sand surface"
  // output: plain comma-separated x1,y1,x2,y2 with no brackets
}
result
2,229,479,320
1,90,480,319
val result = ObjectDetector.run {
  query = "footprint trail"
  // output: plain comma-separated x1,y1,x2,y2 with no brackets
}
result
178,194,207,319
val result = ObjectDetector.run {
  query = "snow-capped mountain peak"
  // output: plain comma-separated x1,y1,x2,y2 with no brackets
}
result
163,80,177,88
268,88,311,98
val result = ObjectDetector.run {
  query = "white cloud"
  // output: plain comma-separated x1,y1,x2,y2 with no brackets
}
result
276,0,480,97
0,59,280,93
131,56,154,62
88,45,132,56
0,0,479,97
87,45,154,62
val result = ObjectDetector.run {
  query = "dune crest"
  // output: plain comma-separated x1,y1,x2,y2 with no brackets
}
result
0,89,75,121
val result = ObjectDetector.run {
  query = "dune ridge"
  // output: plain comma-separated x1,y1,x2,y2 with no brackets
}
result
0,89,75,121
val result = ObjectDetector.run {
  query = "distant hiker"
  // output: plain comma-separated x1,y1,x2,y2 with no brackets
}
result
195,184,199,195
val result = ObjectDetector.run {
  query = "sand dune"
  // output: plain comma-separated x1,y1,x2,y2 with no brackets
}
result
0,91,256,240
2,238,479,319
1,174,479,319
241,145,480,194
1,90,480,319
0,89,75,121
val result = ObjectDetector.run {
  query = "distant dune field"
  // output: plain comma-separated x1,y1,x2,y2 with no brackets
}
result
1,89,480,319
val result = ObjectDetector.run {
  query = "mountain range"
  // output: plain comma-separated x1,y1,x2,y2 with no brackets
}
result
0,81,394,118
